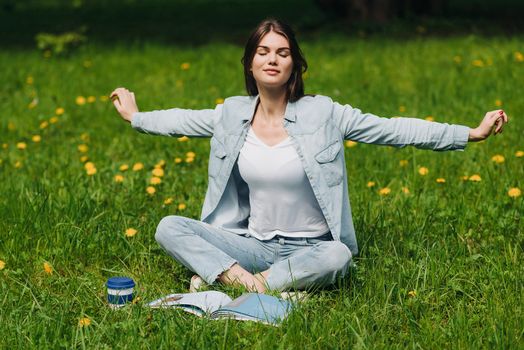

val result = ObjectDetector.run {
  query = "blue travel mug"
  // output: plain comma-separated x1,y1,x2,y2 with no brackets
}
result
106,277,135,308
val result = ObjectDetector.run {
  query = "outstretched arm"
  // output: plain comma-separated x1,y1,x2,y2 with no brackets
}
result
110,87,220,137
332,102,509,151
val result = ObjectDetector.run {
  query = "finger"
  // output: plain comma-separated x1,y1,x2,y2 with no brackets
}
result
112,98,122,111
494,118,503,133
501,110,509,124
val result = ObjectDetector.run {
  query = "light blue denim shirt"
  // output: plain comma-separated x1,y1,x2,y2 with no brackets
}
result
131,95,470,256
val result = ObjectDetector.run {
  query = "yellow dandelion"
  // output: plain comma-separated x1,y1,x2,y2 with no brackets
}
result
453,55,462,63
16,142,27,150
495,99,502,107
472,59,484,67
86,167,97,176
83,60,92,68
425,116,434,121
49,116,59,124
178,203,187,210
14,161,22,168
32,135,41,143
0,259,5,270
460,175,469,181
152,168,164,177
164,197,173,205
78,144,89,153
114,174,124,183
55,107,65,115
87,96,96,103
178,136,189,142
26,76,34,85
155,159,166,168
2,143,8,149
132,162,144,171
515,51,524,62
345,140,357,148
491,154,505,164
408,290,417,298
186,151,196,158
176,79,184,88
146,186,156,195
80,156,89,163
399,106,406,113
43,262,53,275
418,167,429,176
40,121,49,129
469,174,482,182
367,181,376,188
436,178,446,183
80,133,89,142
150,176,162,185
402,187,410,194
78,317,91,327
181,62,190,70
84,162,95,170
119,164,129,171
515,151,524,158
7,121,16,131
125,228,137,237
174,157,182,164
76,96,86,105
99,95,109,102
379,187,391,196
508,188,521,198
28,98,38,109
399,159,408,167
215,98,224,104
185,157,194,163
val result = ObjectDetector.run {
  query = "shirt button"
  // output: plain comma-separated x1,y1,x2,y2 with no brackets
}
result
278,238,285,245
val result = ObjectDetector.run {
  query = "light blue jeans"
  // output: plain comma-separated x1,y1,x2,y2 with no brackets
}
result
155,215,353,291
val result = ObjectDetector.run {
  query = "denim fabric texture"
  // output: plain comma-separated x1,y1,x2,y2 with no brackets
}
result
132,94,470,258
155,216,351,291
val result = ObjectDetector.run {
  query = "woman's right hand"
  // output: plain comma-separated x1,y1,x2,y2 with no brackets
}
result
110,87,139,123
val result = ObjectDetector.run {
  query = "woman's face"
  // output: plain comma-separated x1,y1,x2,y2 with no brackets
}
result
251,30,294,92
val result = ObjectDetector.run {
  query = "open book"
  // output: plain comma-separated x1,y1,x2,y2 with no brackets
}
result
148,291,291,325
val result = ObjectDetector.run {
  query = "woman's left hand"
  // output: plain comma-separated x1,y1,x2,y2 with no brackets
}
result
468,109,509,142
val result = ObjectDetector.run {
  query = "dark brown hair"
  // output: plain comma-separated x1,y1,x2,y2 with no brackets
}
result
241,18,308,102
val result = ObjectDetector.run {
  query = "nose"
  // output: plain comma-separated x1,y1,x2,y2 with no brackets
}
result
268,52,277,65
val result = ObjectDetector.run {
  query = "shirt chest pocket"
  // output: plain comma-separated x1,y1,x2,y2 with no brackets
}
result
315,139,343,187
208,137,228,178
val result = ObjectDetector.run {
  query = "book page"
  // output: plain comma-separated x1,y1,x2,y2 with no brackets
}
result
211,293,291,325
148,291,233,315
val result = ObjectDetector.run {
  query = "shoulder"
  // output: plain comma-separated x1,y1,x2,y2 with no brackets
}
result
296,95,336,117
223,95,256,108
297,94,334,107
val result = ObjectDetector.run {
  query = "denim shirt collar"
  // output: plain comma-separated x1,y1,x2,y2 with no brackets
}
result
241,95,297,124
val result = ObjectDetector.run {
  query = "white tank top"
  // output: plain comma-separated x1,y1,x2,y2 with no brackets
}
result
237,126,330,240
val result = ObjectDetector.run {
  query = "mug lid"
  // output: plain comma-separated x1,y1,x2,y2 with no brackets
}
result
106,276,135,289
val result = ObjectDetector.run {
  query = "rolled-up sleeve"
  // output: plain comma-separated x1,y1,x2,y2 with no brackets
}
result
332,101,470,151
131,104,223,138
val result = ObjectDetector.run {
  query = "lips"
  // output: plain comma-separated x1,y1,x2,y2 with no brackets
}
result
264,69,280,75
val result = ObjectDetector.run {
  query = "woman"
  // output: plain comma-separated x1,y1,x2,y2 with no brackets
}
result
111,18,508,294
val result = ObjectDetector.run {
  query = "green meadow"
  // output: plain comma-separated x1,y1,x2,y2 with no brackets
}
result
1,7,523,349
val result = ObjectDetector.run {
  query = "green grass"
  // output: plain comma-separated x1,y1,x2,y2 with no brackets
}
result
1,22,523,349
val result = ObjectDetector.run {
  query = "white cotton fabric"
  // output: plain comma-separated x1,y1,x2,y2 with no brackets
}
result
237,126,330,240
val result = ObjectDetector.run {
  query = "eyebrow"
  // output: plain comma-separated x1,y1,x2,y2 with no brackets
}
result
256,46,291,51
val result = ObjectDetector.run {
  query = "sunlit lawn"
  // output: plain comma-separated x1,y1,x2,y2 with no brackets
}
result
0,29,523,348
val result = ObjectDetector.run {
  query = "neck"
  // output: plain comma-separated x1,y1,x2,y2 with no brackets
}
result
256,86,288,123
